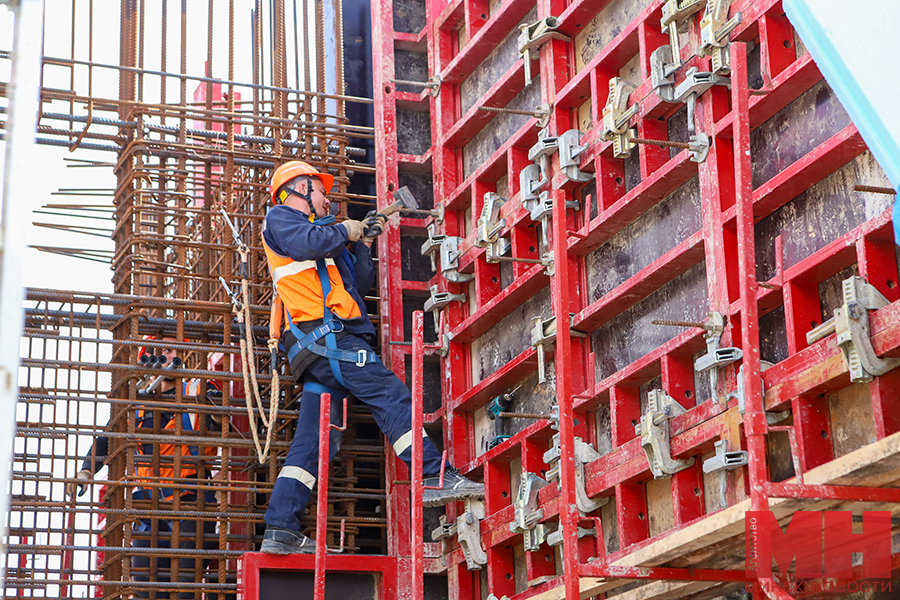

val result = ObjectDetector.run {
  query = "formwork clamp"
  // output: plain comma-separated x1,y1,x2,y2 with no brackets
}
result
431,514,458,542
424,285,466,330
421,223,447,273
634,389,695,478
518,16,571,85
680,67,731,133
521,149,580,250
652,56,730,134
660,0,705,60
729,363,789,424
601,78,639,159
702,439,748,473
692,311,742,400
806,276,900,383
476,192,507,249
546,524,597,547
557,129,592,182
509,472,550,552
456,510,488,570
529,127,559,162
698,0,742,75
438,236,474,284
543,434,608,513
531,314,587,383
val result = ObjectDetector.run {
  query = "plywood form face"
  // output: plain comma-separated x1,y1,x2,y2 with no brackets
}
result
463,79,542,177
592,263,708,380
585,176,702,301
754,153,892,281
370,0,900,598
461,8,538,113
574,0,655,71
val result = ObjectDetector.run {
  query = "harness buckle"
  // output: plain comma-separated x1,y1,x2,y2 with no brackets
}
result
330,320,345,333
356,349,368,367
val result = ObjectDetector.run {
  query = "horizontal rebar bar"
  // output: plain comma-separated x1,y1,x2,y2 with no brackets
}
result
496,412,551,420
631,137,692,149
15,426,291,449
18,359,292,384
0,51,375,105
390,78,436,88
854,184,896,195
477,105,540,117
4,576,236,589
651,319,707,328
490,255,545,264
18,393,297,416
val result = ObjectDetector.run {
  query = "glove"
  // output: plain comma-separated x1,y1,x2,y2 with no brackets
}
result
362,212,387,242
341,219,366,243
66,469,92,498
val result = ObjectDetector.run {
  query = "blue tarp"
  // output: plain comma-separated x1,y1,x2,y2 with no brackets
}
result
783,0,900,245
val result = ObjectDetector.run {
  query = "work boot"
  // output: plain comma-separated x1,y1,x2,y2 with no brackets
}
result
422,466,485,507
260,526,316,555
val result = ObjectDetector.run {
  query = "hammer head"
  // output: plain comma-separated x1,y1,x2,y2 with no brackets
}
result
392,186,419,210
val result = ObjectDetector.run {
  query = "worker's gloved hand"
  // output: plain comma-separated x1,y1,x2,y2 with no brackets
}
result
362,211,387,242
66,469,92,498
341,219,366,243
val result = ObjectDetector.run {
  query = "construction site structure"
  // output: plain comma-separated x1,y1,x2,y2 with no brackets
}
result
2,0,900,599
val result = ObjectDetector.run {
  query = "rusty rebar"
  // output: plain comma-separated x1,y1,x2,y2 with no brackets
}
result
631,137,692,149
490,255,545,264
854,184,896,195
496,412,552,420
651,319,707,328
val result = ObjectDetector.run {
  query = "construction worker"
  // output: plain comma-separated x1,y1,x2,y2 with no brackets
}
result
260,160,483,554
68,336,223,599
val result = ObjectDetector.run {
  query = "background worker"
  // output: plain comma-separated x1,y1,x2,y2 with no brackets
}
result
68,336,224,599
260,161,483,555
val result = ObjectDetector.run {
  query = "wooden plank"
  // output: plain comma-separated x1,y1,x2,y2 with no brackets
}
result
613,429,900,568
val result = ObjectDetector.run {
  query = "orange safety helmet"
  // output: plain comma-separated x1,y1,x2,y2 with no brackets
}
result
270,160,334,205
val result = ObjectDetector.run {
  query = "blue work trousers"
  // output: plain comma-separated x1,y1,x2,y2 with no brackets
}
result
132,492,217,599
265,333,444,530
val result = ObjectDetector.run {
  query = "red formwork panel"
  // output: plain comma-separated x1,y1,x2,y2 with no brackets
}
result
238,553,399,600
372,0,900,598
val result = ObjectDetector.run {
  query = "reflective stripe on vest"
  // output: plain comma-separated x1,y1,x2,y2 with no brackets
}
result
261,235,362,324
183,379,201,397
272,258,334,285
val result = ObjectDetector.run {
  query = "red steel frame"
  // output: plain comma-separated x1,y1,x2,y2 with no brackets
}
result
369,0,900,598
244,0,900,598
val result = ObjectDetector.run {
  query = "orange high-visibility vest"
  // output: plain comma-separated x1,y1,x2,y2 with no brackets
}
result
261,237,362,324
134,381,218,499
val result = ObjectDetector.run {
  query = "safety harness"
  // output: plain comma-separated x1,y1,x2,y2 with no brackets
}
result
283,214,377,388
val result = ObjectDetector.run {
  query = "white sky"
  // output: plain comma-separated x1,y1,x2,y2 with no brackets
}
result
0,0,308,293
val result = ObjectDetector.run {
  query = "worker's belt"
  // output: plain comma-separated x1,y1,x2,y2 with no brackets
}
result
284,319,377,377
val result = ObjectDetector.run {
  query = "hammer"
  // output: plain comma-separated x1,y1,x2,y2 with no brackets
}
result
363,186,443,237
